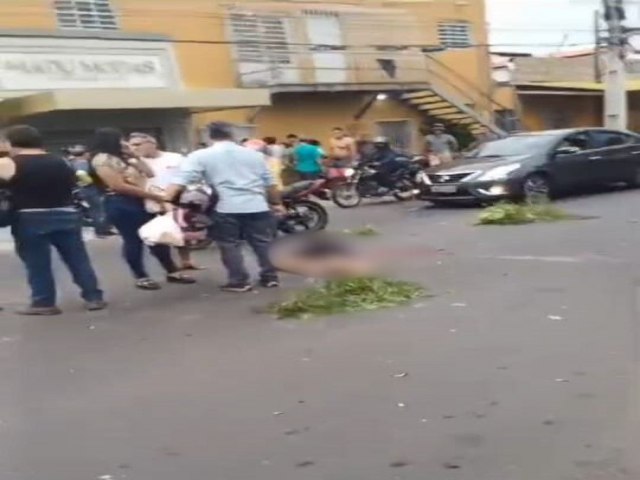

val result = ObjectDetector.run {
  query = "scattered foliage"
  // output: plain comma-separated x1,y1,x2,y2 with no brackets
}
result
343,225,380,236
269,277,425,319
477,202,573,225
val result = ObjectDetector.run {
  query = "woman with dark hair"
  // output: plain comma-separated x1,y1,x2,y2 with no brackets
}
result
89,128,194,290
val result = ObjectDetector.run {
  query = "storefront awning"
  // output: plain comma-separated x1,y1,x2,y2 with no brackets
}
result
516,81,640,92
0,88,271,119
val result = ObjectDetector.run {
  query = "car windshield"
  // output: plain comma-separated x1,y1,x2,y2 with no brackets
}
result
473,135,557,159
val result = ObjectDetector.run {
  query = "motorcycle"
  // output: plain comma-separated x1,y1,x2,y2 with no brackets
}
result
331,156,423,209
278,180,329,234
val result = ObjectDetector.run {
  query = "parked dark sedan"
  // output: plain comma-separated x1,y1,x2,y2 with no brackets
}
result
419,128,640,204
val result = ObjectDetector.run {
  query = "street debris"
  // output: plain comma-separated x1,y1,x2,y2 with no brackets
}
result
389,460,411,468
450,302,467,307
98,476,114,480
284,429,301,436
268,277,425,319
443,463,461,470
420,418,429,423
547,315,565,320
88,325,96,330
295,460,315,468
397,403,407,408
477,202,575,226
555,378,570,383
392,372,409,378
449,329,458,333
272,411,284,416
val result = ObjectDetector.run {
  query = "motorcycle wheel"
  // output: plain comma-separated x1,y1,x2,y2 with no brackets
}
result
393,179,419,202
331,184,362,208
279,200,328,234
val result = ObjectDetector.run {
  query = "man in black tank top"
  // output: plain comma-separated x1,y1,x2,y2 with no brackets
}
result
0,126,106,315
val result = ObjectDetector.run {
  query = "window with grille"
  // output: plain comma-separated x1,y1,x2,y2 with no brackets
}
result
229,13,291,65
438,22,472,48
53,0,118,31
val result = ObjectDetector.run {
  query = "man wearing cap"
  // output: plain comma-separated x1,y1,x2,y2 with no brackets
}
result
424,123,458,166
165,122,285,292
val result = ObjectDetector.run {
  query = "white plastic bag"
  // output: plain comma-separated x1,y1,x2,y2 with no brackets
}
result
138,212,185,247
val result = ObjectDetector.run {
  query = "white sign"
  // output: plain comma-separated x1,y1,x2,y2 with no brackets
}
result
0,53,170,90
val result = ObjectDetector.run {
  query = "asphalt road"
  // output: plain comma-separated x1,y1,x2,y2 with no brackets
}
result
1,190,640,480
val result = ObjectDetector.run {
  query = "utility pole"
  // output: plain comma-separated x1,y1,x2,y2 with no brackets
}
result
602,0,628,129
594,10,602,82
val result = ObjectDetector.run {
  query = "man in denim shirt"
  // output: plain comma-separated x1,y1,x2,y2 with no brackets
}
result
166,122,285,292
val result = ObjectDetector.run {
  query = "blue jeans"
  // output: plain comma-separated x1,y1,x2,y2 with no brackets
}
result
104,195,178,279
13,210,103,308
212,211,277,284
80,186,111,236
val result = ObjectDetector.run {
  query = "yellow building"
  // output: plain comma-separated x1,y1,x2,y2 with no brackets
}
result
0,0,505,151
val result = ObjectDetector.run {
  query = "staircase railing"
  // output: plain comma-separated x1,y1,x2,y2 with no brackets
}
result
422,53,521,132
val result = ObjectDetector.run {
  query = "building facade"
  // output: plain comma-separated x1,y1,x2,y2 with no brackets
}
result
0,0,501,151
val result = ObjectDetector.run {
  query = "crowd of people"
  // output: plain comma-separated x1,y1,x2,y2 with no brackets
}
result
0,121,497,315
0,122,373,315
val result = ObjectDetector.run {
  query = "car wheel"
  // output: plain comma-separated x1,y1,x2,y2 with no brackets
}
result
627,166,640,188
522,174,552,204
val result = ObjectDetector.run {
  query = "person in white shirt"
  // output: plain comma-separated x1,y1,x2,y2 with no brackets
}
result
128,133,200,271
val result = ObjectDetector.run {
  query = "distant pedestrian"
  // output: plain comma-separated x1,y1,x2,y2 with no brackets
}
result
329,127,357,167
263,136,286,162
425,123,458,166
166,122,284,292
293,138,324,180
89,128,195,290
246,139,284,190
0,125,105,315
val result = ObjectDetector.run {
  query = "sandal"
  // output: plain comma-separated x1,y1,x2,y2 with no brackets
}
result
167,273,196,284
136,278,161,290
180,263,205,271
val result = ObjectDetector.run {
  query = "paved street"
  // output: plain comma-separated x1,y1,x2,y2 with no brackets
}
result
1,190,640,480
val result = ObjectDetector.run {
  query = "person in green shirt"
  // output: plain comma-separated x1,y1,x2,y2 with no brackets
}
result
293,138,324,180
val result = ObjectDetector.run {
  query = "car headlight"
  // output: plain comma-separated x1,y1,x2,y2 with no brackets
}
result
476,163,521,181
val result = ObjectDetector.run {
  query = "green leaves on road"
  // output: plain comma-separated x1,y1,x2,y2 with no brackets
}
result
269,277,425,319
342,225,380,236
477,202,573,226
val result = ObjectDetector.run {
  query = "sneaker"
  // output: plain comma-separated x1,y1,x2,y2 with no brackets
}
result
85,300,108,312
220,283,253,293
16,306,62,316
260,278,280,288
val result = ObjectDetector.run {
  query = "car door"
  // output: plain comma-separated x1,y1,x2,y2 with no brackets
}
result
548,131,593,191
585,130,636,183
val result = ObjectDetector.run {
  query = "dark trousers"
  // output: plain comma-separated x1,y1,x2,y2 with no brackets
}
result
104,195,177,279
80,186,111,236
212,211,277,284
13,210,103,308
297,171,321,181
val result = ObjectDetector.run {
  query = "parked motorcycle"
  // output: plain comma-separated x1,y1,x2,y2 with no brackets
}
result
331,156,423,209
278,180,329,234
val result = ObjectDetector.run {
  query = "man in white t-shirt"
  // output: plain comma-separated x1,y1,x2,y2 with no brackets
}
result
129,133,200,271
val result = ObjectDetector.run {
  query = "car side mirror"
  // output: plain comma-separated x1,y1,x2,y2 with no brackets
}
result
555,146,580,156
